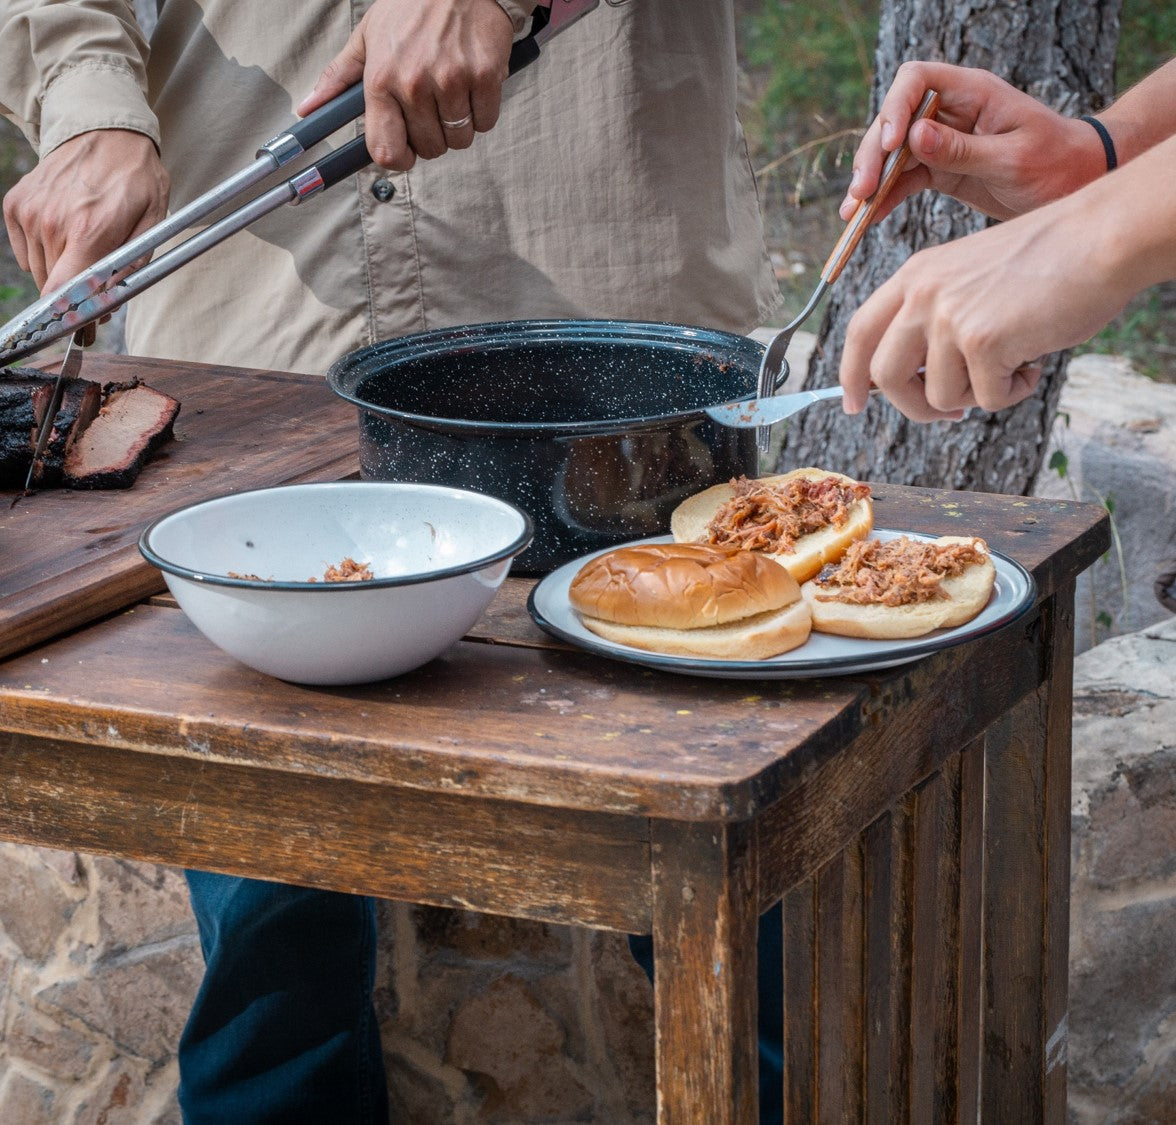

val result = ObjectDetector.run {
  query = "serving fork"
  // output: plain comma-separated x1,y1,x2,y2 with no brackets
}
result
754,88,941,449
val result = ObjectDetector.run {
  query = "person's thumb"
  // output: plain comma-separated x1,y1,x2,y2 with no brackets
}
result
907,119,1006,178
297,29,366,117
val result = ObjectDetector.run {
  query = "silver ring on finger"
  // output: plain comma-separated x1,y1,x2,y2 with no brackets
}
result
440,112,473,130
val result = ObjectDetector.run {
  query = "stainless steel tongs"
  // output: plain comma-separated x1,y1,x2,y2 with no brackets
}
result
0,0,598,366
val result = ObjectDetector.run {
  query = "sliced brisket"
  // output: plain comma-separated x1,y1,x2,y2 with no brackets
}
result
63,382,181,489
2,368,180,491
35,377,103,486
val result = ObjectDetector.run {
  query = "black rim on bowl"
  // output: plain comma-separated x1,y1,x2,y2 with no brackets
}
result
138,481,535,590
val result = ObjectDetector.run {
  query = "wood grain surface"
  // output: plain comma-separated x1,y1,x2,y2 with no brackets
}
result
0,455,1112,1124
0,354,359,660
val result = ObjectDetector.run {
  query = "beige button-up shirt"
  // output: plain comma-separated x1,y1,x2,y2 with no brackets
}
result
0,0,781,374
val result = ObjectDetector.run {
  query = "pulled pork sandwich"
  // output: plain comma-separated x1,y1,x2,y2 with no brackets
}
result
670,468,874,583
568,541,811,659
800,535,996,639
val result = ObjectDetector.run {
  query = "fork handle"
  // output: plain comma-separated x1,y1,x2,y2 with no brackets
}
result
821,89,940,284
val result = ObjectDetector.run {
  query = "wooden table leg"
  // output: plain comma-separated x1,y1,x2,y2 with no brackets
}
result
652,820,760,1123
982,588,1074,1124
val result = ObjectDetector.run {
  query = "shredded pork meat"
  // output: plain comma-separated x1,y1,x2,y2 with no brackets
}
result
228,557,374,583
813,537,987,606
318,557,374,583
705,475,871,554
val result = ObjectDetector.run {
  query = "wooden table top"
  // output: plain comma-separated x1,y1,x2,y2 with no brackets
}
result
0,355,359,661
0,481,1109,824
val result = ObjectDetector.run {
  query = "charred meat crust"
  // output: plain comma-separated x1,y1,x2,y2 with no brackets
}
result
1,368,180,490
64,383,181,490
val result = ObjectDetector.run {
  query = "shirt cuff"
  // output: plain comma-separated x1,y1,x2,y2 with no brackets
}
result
38,62,159,156
494,1,542,35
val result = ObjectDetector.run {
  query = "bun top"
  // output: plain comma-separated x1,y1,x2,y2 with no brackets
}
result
569,541,800,630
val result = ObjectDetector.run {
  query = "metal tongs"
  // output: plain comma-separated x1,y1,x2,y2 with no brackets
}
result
0,0,598,366
753,89,941,450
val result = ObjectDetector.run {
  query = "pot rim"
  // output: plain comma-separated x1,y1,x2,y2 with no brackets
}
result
325,318,764,437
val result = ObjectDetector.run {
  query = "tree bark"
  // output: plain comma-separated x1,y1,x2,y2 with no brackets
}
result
774,0,1121,495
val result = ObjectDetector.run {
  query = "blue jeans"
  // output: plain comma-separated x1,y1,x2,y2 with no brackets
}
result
179,872,387,1124
180,874,782,1123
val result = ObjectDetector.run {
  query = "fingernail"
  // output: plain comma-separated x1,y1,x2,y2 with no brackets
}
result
295,87,320,115
881,121,897,149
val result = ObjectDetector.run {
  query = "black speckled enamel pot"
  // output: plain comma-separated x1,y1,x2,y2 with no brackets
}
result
326,319,762,574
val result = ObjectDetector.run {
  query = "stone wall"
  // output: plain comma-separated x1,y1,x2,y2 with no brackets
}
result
0,856,655,1123
0,854,195,1122
1031,353,1176,651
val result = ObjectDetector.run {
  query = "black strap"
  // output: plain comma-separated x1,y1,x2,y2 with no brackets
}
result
1080,114,1118,172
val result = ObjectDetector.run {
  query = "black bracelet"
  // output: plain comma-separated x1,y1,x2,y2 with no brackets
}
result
1080,114,1118,172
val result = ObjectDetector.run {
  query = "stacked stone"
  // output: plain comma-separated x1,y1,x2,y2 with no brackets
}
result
0,852,196,1123
0,853,656,1122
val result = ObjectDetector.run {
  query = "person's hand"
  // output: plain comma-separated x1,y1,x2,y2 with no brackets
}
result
3,129,170,295
297,0,515,171
838,194,1135,423
839,61,1106,224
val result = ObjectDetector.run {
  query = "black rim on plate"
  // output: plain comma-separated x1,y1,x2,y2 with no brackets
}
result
526,531,1037,677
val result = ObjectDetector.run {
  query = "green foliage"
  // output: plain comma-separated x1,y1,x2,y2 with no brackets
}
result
1075,285,1176,382
1117,1,1176,90
0,279,36,325
740,1,878,141
1048,449,1068,479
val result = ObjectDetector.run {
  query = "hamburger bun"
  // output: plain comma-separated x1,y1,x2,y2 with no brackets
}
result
670,468,874,583
568,541,811,659
800,535,996,640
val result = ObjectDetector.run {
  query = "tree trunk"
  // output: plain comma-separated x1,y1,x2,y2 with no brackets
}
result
774,0,1121,494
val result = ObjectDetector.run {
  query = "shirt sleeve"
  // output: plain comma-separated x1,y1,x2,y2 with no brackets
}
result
0,0,158,156
494,0,542,36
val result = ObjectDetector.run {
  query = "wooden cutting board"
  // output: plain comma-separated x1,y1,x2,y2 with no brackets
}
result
0,354,359,660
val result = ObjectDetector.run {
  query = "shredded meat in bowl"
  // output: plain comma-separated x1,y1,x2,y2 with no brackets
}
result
227,557,375,583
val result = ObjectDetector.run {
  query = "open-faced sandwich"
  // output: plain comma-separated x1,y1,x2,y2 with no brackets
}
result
799,534,996,639
567,469,997,660
567,541,811,659
669,467,874,582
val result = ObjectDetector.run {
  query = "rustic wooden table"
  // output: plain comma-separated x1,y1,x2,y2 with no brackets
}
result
0,362,1110,1122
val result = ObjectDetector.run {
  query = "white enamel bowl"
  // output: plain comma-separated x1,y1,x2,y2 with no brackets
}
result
139,481,533,685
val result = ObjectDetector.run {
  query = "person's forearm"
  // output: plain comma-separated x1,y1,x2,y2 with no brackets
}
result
837,130,1176,423
1095,57,1176,165
1082,130,1176,292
